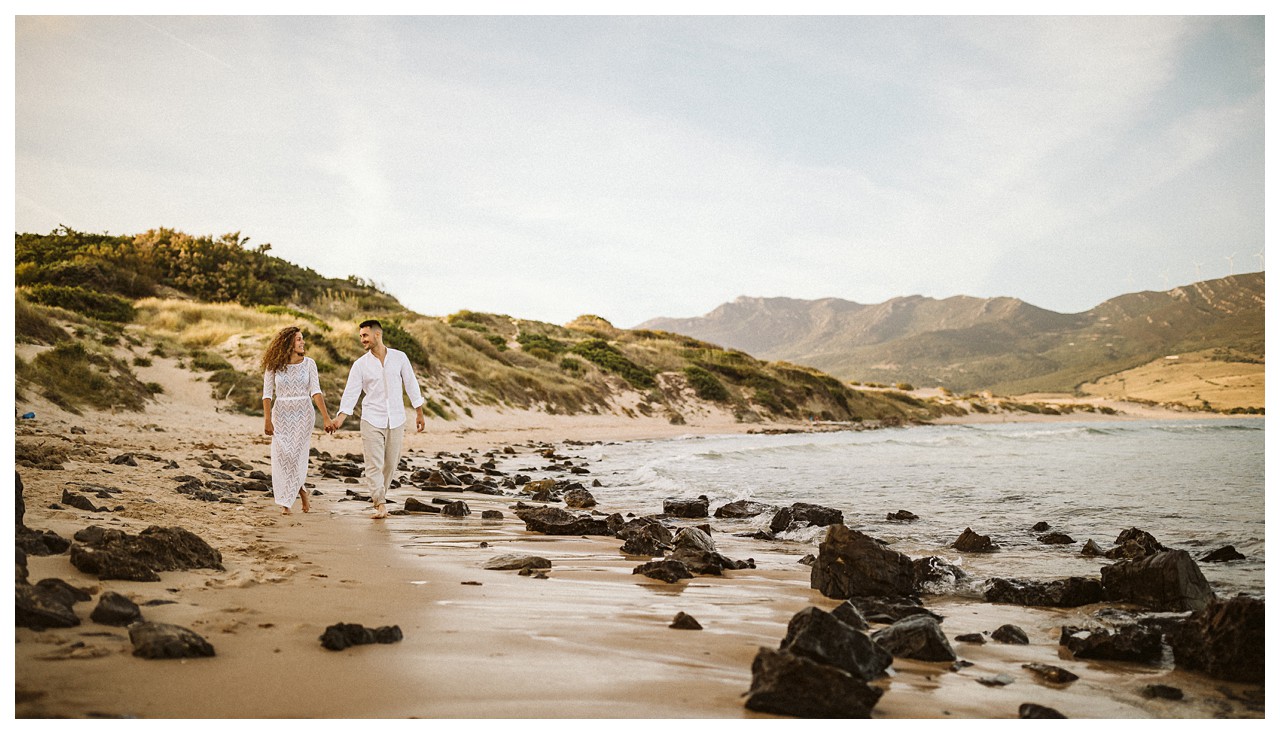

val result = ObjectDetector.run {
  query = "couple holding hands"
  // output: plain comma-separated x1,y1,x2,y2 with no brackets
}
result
261,319,426,518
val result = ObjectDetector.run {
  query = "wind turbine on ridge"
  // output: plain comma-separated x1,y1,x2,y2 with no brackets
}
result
1225,252,1237,276
1192,260,1205,279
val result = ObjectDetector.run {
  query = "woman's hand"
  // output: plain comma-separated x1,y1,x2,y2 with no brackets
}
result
264,418,274,436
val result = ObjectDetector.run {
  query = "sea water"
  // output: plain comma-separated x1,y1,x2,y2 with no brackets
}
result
570,419,1265,599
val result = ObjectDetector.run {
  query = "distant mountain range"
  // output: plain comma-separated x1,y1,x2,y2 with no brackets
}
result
638,273,1265,394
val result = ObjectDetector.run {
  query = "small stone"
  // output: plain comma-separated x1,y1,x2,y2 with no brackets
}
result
129,622,215,659
1022,663,1079,684
954,633,985,644
669,612,702,630
1201,545,1246,563
991,624,1029,644
90,591,143,626
1140,684,1184,700
978,673,1015,687
1019,703,1067,718
1032,521,1051,532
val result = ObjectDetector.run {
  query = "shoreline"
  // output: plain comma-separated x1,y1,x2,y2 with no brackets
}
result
12,397,1265,719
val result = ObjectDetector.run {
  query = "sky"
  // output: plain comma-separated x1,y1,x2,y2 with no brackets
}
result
12,11,1267,328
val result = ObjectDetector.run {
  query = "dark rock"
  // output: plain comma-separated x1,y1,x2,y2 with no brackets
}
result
1031,521,1051,532
713,499,773,519
403,497,442,513
70,426,86,435
16,548,27,584
830,601,870,631
663,495,709,518
110,453,138,466
1060,624,1163,662
954,633,985,644
1080,539,1105,556
35,578,92,607
620,530,669,557
1140,684,1184,700
515,506,614,535
480,510,503,520
769,502,843,534
886,509,918,522
632,559,693,583
797,554,816,567
483,554,551,571
1101,550,1216,612
669,612,702,630
810,524,916,599
991,624,1029,644
1105,527,1166,559
1168,595,1263,683
847,596,941,624
441,500,471,517
951,527,998,552
984,577,1104,608
951,660,974,671
69,525,224,582
319,622,402,651
129,622,215,659
90,591,143,626
871,614,957,662
780,606,893,680
15,583,80,629
61,489,109,513
517,568,549,578
744,647,883,718
1022,663,1078,684
16,526,71,556
912,556,967,590
1201,545,1246,563
1019,703,1067,719
563,488,597,509
668,526,753,575
1038,532,1075,545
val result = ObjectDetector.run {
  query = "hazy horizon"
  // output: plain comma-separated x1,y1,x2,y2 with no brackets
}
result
15,14,1265,327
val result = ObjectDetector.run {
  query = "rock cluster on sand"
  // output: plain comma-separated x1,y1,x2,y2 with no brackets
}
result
130,622,216,659
745,606,890,718
810,524,915,599
69,525,224,582
319,622,404,651
1168,595,1264,683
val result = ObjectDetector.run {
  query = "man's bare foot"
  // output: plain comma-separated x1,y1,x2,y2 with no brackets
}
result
300,489,310,513
371,504,388,519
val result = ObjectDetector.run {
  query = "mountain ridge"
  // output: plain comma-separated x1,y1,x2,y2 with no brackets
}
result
638,273,1265,396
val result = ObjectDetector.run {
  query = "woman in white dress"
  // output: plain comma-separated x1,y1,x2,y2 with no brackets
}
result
261,326,333,515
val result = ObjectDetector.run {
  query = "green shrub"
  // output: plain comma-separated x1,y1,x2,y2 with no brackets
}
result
144,381,164,394
683,366,730,402
133,356,153,367
190,351,232,371
14,297,69,345
208,368,263,415
517,333,568,354
560,357,583,374
570,339,654,389
485,334,508,351
17,340,150,413
23,285,135,323
256,304,330,331
380,321,430,369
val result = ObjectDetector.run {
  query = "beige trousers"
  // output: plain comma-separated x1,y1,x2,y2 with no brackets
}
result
360,419,404,507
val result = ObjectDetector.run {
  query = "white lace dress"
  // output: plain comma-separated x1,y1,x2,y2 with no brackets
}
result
263,358,322,508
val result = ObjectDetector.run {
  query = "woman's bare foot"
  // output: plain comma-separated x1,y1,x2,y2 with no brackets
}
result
371,504,388,519
281,507,292,515
299,489,310,513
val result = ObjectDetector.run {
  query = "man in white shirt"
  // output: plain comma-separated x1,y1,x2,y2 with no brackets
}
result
328,319,426,519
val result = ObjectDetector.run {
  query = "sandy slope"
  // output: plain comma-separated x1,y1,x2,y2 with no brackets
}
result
10,361,1263,719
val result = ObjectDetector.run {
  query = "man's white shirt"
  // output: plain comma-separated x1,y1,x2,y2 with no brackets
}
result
338,347,425,429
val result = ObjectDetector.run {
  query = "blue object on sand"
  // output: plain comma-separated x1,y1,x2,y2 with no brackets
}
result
20,412,35,419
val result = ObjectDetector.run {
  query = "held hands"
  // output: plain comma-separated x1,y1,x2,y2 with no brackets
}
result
325,414,347,434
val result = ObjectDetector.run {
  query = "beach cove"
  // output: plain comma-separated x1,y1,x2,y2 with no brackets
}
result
12,397,1265,719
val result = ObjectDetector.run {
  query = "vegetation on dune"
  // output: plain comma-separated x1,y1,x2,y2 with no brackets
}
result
16,341,151,414
14,227,973,424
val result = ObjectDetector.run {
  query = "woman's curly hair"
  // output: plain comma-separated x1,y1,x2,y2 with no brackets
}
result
261,326,303,374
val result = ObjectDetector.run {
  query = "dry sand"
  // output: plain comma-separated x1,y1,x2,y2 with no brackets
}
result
10,361,1264,719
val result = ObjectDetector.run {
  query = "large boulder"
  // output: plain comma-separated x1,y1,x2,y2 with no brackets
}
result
16,527,71,557
514,506,614,535
1104,527,1166,560
69,526,224,582
769,502,843,534
951,527,999,552
129,622,216,659
615,517,674,557
563,488,597,509
984,577,1104,608
779,607,893,680
663,495,709,518
632,559,693,583
90,591,143,626
1059,624,1163,663
912,556,967,590
1100,550,1216,612
1201,545,1246,563
810,525,916,599
871,614,956,662
668,527,753,575
744,648,883,718
15,583,81,629
714,500,773,519
846,596,941,624
1168,595,1264,683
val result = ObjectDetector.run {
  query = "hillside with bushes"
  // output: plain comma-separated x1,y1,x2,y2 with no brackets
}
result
15,227,976,426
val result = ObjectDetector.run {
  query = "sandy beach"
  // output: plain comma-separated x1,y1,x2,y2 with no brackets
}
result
11,369,1264,720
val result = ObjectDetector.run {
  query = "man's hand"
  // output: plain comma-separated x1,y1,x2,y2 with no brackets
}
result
329,414,346,434
416,411,426,433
